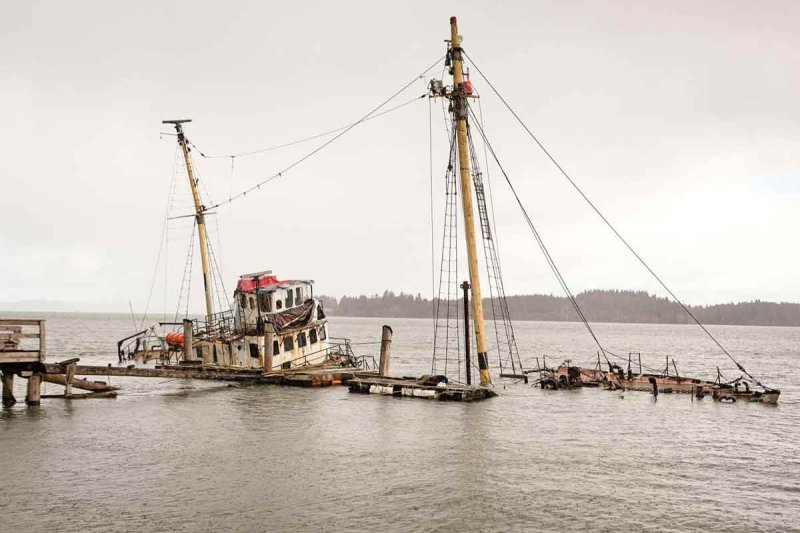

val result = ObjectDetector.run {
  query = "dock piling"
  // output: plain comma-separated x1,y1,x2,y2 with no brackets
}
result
379,325,393,377
1,372,16,406
25,374,41,406
183,319,194,361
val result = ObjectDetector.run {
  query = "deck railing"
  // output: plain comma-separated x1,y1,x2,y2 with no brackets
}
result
0,319,46,364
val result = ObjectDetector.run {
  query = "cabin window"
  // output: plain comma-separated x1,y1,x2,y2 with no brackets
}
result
309,328,317,344
239,293,247,309
296,287,302,302
249,343,259,358
272,340,280,355
319,325,327,341
297,332,307,348
286,289,294,308
213,344,218,363
259,293,271,312
283,336,294,351
282,361,291,370
249,296,256,310
276,299,283,310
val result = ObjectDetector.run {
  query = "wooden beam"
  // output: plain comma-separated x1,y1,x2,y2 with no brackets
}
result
41,374,118,392
0,319,44,326
39,320,46,359
43,363,264,382
0,351,42,363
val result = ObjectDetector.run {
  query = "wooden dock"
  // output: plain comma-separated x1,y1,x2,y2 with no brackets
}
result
2,319,497,406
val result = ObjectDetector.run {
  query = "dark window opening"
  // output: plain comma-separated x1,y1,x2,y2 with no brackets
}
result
249,343,259,358
319,325,327,341
259,293,271,312
296,287,302,302
272,340,280,355
239,293,247,309
297,332,307,348
249,297,256,310
286,289,294,308
309,328,318,344
213,345,218,363
283,336,294,351
276,300,283,310
282,361,291,370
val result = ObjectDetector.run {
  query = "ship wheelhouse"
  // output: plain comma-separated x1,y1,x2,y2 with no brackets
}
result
231,271,330,370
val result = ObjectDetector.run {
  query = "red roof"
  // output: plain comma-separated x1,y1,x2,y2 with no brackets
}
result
236,275,296,293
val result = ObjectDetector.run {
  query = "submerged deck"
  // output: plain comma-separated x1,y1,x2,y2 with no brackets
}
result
348,376,498,402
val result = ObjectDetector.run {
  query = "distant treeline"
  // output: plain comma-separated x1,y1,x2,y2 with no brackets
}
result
316,290,800,327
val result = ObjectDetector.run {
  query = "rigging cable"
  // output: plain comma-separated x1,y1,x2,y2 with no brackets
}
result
468,108,608,358
428,97,436,329
201,55,444,210
464,52,768,389
190,94,428,159
140,145,180,329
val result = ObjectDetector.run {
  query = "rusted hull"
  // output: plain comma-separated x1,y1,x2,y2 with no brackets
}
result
540,365,780,404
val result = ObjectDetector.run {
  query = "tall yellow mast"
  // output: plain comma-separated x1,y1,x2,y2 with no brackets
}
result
163,119,215,323
448,17,491,385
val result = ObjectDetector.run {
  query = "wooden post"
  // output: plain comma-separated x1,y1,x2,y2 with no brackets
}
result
183,319,194,361
39,320,46,361
1,372,16,406
379,325,393,377
264,331,274,372
25,374,41,406
64,362,76,397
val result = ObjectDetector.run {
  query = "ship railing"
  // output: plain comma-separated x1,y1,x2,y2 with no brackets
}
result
192,310,236,340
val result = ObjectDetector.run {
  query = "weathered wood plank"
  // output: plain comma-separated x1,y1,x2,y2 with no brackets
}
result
0,319,44,326
44,363,264,382
40,391,117,399
39,320,46,359
41,374,118,392
0,351,42,363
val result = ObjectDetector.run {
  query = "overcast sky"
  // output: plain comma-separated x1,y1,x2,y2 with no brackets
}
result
2,0,799,313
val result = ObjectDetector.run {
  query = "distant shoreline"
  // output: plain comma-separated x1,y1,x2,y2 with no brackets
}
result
4,288,800,327
318,289,800,328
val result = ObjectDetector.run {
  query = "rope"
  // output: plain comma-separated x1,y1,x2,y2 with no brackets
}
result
174,220,197,322
140,145,180,329
464,52,769,390
201,56,443,210
191,94,427,159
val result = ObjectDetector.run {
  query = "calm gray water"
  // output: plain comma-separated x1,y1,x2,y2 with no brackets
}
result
1,313,799,532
